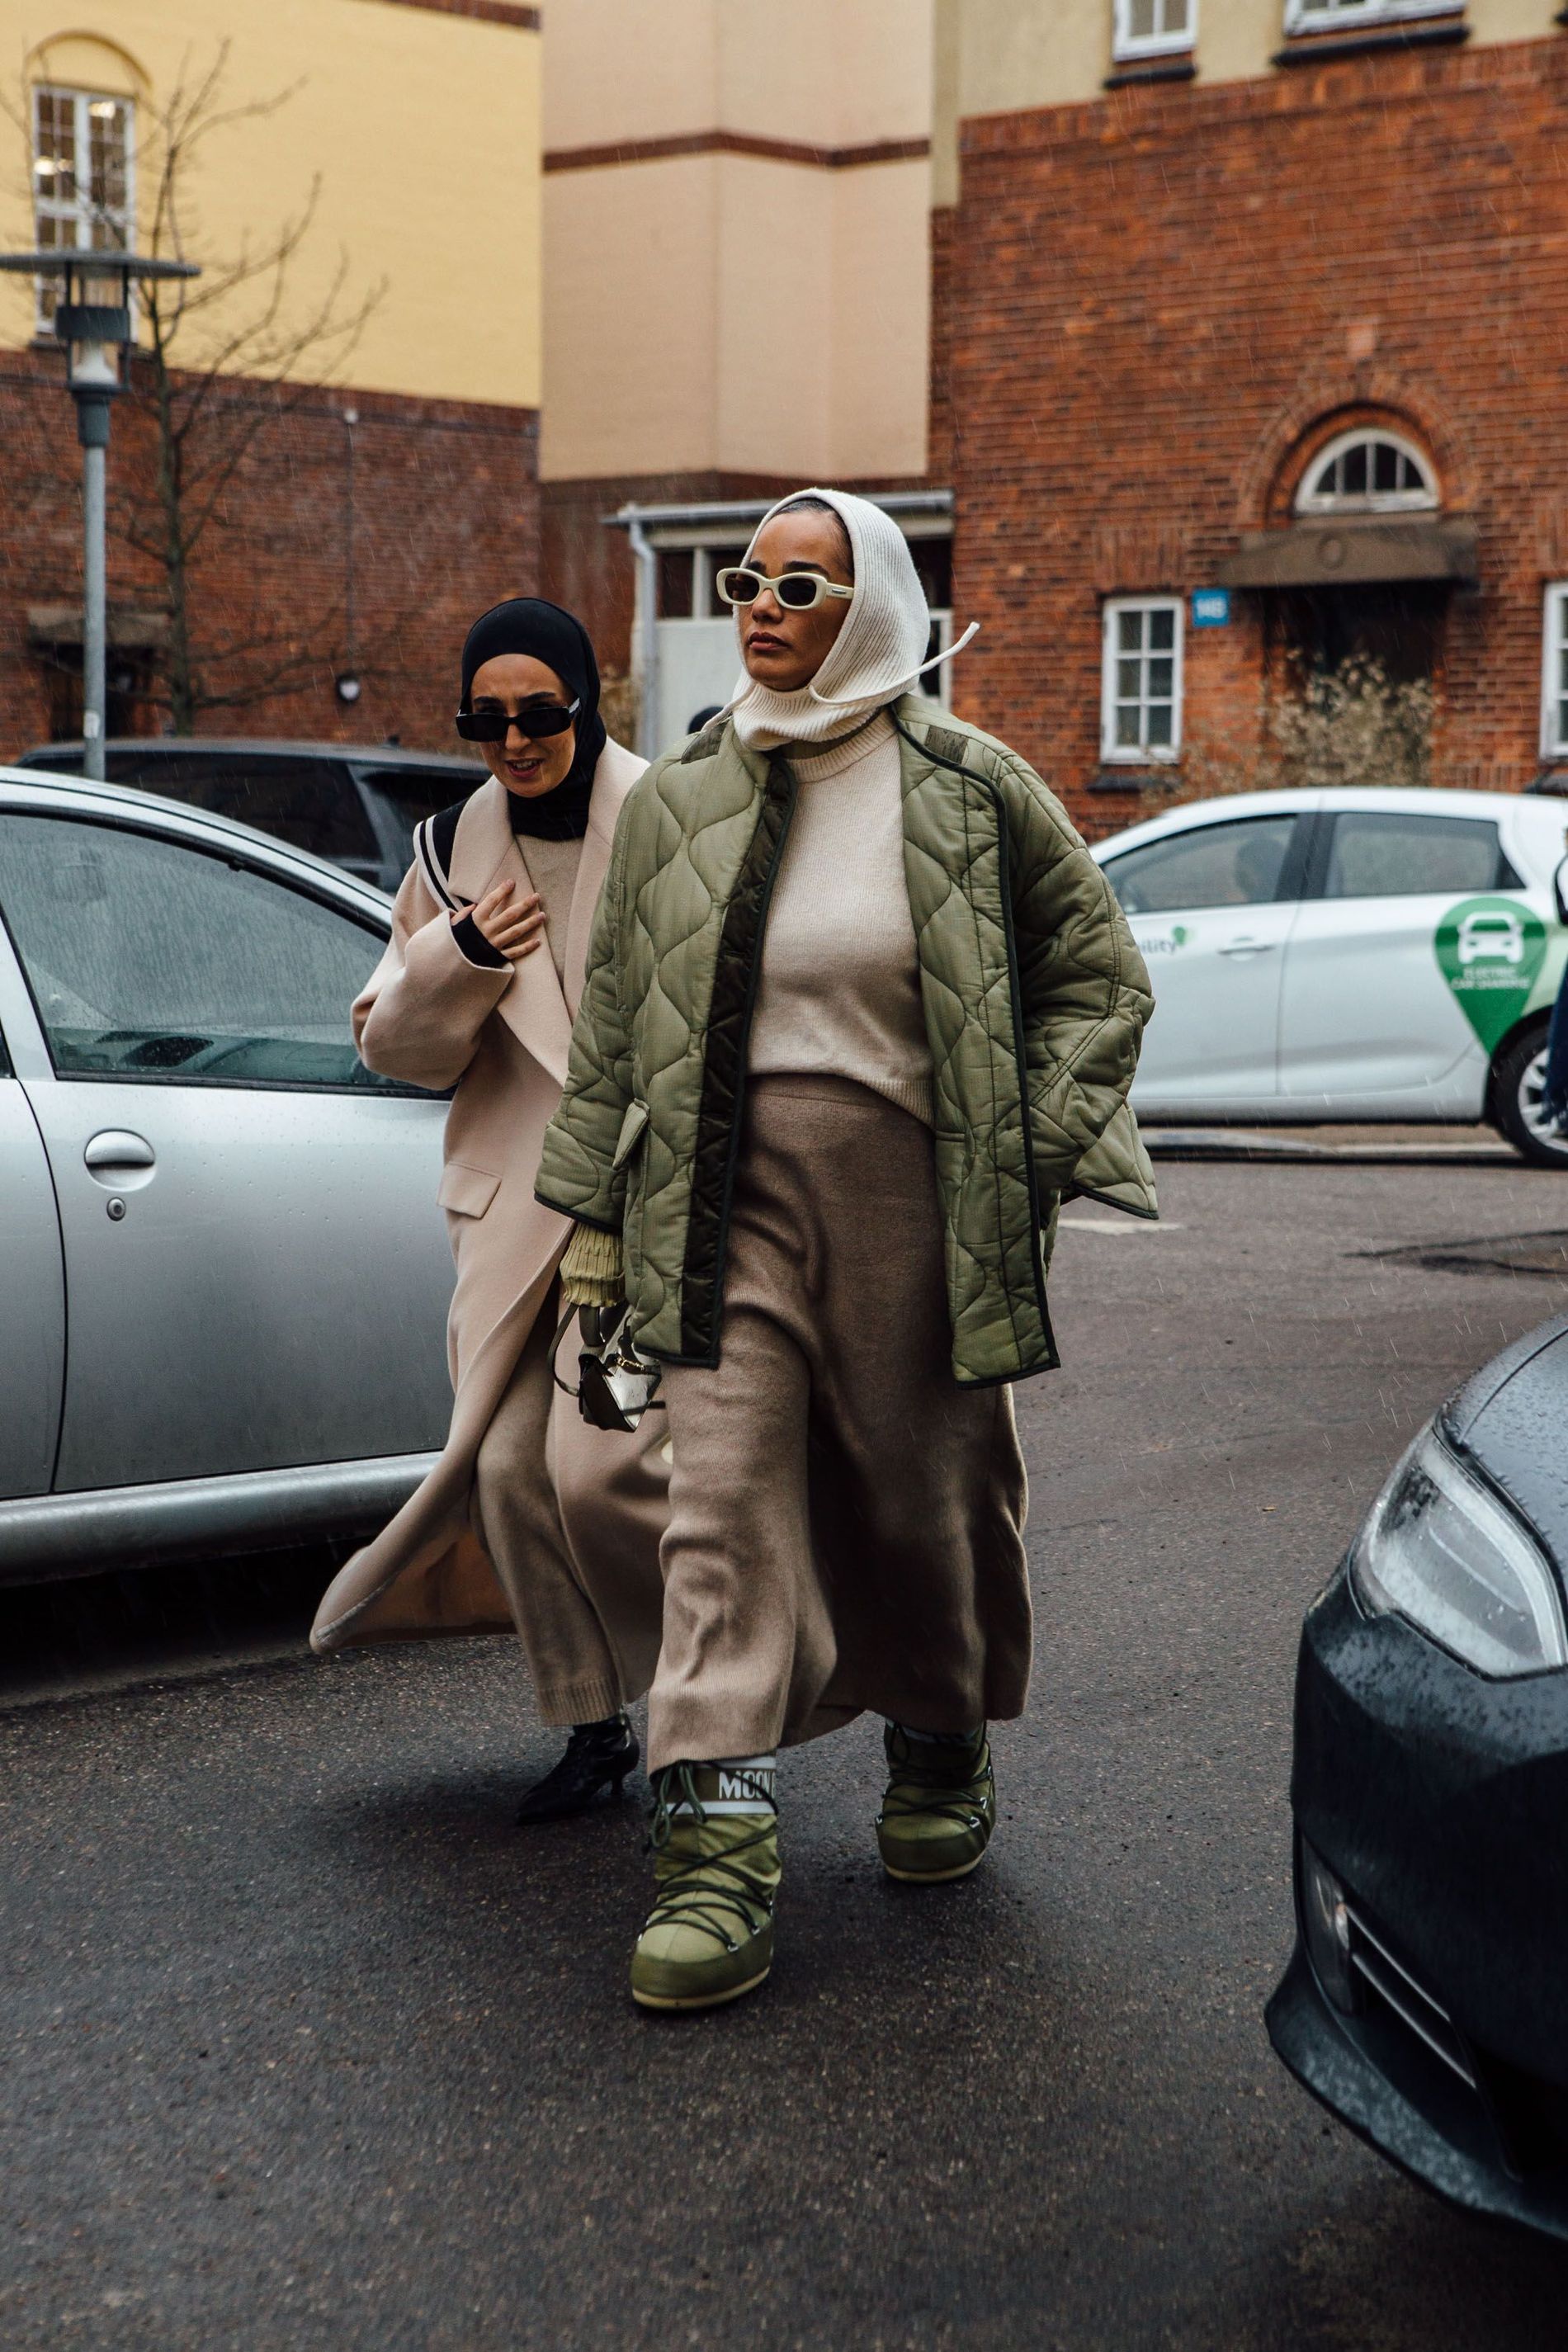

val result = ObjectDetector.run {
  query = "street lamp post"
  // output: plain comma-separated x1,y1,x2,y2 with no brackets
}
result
0,249,198,780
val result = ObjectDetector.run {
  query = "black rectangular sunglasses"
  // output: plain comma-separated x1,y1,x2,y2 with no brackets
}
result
456,697,580,744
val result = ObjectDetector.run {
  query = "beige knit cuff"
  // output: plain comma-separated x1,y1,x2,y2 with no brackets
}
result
560,1221,625,1307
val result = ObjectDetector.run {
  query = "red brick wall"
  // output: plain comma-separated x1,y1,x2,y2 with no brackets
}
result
945,35,1568,837
927,204,956,492
0,347,538,758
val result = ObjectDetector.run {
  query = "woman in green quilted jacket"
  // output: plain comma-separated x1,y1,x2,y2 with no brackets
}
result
538,486,1155,2012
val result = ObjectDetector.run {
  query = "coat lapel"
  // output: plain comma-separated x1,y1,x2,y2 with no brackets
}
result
446,744,646,1083
448,778,574,1086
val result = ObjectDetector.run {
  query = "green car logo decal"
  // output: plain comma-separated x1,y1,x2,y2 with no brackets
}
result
1137,923,1191,957
1434,896,1547,1051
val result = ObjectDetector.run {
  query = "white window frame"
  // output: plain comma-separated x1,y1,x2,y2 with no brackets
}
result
31,83,135,331
1112,0,1197,63
1283,0,1462,35
1101,596,1184,765
1294,427,1438,517
1539,584,1568,762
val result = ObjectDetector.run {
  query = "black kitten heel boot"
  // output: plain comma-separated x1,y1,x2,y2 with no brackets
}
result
516,1713,640,1825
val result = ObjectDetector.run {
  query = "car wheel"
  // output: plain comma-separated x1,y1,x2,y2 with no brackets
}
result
1491,1023,1568,1168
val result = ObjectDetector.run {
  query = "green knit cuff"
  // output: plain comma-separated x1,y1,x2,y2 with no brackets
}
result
560,1221,625,1307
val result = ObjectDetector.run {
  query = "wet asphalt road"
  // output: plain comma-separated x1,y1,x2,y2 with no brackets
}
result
5,1158,1568,2350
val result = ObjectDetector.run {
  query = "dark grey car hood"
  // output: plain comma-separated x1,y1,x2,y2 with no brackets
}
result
1443,1312,1568,1564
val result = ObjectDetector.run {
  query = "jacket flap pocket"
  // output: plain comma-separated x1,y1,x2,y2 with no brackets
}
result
612,1100,649,1169
437,1160,502,1218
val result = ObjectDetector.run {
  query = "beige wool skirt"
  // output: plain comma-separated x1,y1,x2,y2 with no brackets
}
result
645,1074,1032,1773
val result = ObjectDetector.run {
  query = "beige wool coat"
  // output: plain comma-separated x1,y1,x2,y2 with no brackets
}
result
310,739,646,1655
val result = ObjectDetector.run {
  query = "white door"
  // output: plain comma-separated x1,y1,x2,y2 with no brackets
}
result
1277,807,1525,1114
655,618,738,752
1101,810,1311,1110
0,809,454,1494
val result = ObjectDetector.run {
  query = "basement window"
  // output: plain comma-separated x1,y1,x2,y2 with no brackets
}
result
1113,0,1196,59
1102,597,1183,763
1282,1,1464,32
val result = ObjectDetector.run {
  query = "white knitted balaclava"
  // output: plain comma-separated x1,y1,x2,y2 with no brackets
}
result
725,487,973,751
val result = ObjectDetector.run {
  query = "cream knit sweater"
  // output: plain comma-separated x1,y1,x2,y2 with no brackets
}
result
747,711,934,1126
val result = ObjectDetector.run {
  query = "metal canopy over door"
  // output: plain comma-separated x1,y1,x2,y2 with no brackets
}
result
0,808,453,1494
1101,808,1315,1109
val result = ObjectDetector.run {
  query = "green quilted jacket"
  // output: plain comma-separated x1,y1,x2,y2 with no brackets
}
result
536,697,1156,1386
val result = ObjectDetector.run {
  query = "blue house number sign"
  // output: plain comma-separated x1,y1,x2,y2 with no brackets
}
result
1191,589,1230,627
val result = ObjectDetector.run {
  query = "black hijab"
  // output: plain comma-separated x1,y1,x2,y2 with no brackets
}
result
458,596,607,840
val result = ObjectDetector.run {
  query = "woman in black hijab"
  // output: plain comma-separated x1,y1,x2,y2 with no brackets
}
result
311,599,669,1825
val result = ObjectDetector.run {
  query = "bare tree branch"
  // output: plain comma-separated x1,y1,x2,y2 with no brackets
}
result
105,47,386,727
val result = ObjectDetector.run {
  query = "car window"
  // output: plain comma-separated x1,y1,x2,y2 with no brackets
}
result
1324,811,1514,898
106,752,379,867
358,765,484,869
0,811,410,1091
1102,815,1298,916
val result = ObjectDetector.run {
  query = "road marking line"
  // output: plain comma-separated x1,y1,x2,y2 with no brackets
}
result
1059,1217,1183,1234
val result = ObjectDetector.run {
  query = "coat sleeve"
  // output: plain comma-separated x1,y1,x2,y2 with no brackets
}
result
353,862,512,1092
999,753,1155,1197
535,812,636,1230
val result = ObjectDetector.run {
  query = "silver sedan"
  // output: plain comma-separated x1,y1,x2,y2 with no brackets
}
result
0,769,455,1584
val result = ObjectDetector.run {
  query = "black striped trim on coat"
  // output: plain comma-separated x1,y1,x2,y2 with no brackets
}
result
413,801,466,911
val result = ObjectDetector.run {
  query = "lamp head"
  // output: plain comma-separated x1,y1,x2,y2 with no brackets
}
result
57,257,133,394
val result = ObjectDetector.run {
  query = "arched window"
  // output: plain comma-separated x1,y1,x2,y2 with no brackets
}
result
1296,428,1438,516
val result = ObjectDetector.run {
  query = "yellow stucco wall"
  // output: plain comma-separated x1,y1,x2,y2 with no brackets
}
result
947,0,1568,120
540,0,933,483
543,0,931,152
542,150,932,482
0,0,541,409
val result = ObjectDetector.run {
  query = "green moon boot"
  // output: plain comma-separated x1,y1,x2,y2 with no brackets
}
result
631,1762,780,2012
876,1723,995,1883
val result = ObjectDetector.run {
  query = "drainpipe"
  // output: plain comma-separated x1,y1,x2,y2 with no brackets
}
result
626,510,659,761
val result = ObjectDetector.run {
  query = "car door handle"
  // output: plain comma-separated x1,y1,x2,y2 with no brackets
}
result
83,1130,156,1187
1218,938,1278,956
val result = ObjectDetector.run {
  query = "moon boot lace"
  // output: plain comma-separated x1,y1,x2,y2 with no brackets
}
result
876,1722,994,1882
631,1759,779,2012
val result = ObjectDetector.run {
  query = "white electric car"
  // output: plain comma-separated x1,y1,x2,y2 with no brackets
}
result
1091,786,1568,1165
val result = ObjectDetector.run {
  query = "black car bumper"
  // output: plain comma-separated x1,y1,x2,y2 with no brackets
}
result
1266,1562,1568,2241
